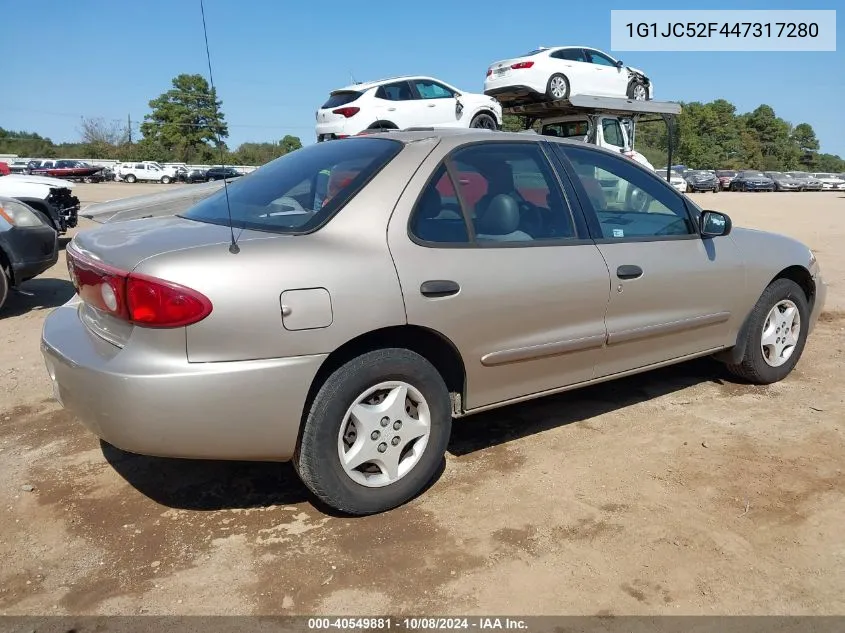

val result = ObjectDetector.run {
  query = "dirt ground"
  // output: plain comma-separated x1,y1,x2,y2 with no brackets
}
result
1,186,843,616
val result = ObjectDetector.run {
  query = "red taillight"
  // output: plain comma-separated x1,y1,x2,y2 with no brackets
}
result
511,61,534,69
126,274,213,328
486,68,493,77
67,247,212,328
332,107,360,118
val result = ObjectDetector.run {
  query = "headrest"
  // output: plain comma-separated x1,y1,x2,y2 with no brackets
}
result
475,194,520,235
417,186,442,219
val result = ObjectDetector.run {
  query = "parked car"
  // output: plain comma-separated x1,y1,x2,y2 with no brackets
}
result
714,170,738,190
655,169,687,194
784,172,823,191
41,130,827,515
484,46,653,105
316,76,503,141
810,173,845,190
731,171,775,192
0,162,10,176
9,160,31,174
764,172,803,192
185,168,209,183
0,196,59,312
204,166,244,181
117,161,179,184
0,173,80,234
683,170,719,193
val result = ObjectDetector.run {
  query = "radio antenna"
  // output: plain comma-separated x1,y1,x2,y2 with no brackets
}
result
200,0,239,254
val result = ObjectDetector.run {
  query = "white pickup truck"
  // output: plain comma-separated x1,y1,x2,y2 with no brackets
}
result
116,161,180,184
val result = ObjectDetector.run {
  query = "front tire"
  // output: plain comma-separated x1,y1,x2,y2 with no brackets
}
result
470,113,497,130
0,266,8,312
546,74,570,101
295,348,452,515
628,80,648,101
161,176,172,184
725,279,810,384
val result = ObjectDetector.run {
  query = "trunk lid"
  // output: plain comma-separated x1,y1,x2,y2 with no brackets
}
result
71,214,268,272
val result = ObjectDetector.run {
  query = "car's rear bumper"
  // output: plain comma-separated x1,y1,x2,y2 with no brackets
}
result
41,303,327,461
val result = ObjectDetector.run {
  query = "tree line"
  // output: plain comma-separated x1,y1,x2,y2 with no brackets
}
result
0,74,302,166
3,73,842,173
503,99,844,172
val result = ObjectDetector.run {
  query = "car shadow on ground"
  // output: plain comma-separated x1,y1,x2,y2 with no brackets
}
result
102,356,739,515
1,278,75,318
102,440,445,517
101,442,314,511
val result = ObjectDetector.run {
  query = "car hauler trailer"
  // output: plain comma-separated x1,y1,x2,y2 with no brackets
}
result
501,94,682,184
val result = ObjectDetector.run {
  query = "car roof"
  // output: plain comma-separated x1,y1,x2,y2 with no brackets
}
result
332,75,451,92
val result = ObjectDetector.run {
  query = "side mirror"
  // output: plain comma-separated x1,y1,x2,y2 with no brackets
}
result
700,210,732,237
616,60,624,68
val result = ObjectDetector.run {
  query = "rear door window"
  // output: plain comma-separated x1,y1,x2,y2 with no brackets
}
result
375,82,415,101
552,48,587,62
410,143,578,245
181,138,402,234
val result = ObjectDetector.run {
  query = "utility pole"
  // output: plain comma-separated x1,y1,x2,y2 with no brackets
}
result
127,114,132,144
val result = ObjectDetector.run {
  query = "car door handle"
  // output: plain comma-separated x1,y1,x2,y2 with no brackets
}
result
427,103,436,107
387,107,396,111
616,265,643,280
420,280,460,298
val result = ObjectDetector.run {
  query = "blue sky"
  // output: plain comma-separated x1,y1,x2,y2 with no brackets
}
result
2,0,843,155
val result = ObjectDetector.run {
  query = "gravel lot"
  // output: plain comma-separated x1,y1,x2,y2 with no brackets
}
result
1,185,843,615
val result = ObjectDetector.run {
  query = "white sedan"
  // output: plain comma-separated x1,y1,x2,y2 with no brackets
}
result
484,46,653,105
315,76,503,141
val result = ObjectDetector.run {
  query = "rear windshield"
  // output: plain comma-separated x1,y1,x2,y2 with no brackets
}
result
521,48,548,56
541,120,590,139
321,91,362,109
715,170,736,176
180,138,401,234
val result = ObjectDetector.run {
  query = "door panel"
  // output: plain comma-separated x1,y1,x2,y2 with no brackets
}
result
595,238,744,375
388,142,611,409
553,142,747,376
373,81,416,127
411,80,458,127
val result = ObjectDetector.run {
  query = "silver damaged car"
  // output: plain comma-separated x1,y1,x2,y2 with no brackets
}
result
42,130,828,514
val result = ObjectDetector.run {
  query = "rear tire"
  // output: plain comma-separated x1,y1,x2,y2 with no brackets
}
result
124,174,137,183
295,348,452,515
725,279,810,384
546,74,570,101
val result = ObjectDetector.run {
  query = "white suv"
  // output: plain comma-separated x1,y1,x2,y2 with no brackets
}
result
315,76,503,141
117,161,178,184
